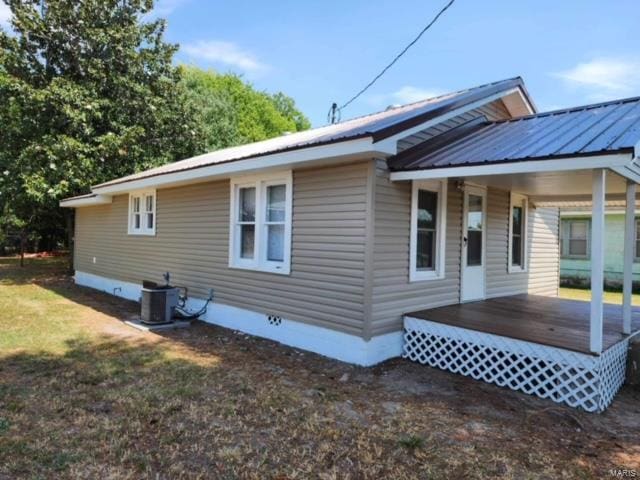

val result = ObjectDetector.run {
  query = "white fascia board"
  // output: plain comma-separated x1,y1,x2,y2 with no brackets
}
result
389,153,634,181
611,165,640,184
92,137,393,195
375,88,522,146
59,194,112,208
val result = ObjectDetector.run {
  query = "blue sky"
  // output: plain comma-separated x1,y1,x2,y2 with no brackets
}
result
2,0,640,127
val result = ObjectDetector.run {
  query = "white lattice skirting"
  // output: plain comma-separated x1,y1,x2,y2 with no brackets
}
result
403,317,631,412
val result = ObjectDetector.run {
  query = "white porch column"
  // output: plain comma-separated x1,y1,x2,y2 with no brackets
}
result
623,180,636,335
590,169,606,354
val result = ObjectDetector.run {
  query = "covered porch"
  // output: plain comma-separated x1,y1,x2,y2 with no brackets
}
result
404,295,640,412
390,97,640,411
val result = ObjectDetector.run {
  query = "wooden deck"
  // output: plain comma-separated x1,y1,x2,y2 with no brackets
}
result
406,294,640,355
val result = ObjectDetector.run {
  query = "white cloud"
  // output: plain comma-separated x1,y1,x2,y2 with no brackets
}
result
368,85,445,107
553,57,640,101
182,40,267,73
0,1,11,28
153,0,189,17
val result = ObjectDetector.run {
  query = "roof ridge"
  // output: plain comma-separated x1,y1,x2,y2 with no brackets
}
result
330,76,523,126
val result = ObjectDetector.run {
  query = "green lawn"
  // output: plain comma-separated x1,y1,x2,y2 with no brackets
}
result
559,287,640,305
1,256,638,479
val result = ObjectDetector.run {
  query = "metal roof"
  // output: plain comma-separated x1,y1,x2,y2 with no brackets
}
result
389,95,640,172
94,77,530,189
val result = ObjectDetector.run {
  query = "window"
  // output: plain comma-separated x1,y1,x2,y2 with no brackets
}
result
635,219,640,262
561,219,590,258
229,171,292,274
508,193,528,272
410,180,447,282
128,190,156,235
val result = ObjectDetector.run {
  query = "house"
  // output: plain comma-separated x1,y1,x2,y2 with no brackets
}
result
61,77,640,412
560,204,640,289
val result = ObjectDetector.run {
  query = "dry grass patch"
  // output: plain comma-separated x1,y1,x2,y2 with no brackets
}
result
1,257,639,478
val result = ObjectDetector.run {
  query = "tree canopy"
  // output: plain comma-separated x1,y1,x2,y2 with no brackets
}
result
180,66,310,152
0,0,310,257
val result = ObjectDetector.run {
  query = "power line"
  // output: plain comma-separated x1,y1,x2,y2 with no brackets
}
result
329,0,456,123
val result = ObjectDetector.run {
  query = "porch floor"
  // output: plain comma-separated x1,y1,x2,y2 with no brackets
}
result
406,294,640,355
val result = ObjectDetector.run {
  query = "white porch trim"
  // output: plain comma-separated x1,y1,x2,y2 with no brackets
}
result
590,169,606,353
73,271,403,366
403,316,631,412
623,180,637,334
389,153,634,181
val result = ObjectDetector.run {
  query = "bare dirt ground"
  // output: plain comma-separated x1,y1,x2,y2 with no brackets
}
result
1,257,639,479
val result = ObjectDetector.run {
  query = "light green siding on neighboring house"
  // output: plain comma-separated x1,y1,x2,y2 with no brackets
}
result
560,213,640,286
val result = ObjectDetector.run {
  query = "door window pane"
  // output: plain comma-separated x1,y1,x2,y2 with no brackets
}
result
267,224,284,261
239,187,256,222
267,185,286,222
416,190,438,270
240,225,255,259
466,194,483,266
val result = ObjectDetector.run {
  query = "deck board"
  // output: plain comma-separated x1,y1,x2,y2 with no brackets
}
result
406,294,640,355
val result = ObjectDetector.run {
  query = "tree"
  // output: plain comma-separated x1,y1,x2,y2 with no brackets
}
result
0,0,202,263
180,66,310,152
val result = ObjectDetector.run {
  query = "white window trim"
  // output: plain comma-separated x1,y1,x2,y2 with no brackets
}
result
508,192,528,273
561,218,591,259
229,170,292,275
634,218,640,263
127,189,156,236
409,179,448,282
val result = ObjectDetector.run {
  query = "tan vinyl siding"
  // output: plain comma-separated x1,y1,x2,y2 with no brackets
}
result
397,99,511,152
370,161,462,337
527,207,561,296
369,163,561,336
485,189,561,298
74,161,370,336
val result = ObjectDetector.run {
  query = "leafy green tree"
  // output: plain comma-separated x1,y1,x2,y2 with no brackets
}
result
180,66,310,152
0,0,202,262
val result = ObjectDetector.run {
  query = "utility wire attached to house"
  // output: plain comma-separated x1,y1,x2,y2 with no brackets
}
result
327,0,456,124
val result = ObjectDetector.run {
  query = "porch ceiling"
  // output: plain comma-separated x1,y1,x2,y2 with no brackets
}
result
453,168,631,205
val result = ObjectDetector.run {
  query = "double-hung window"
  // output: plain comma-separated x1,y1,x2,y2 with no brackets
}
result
409,180,447,282
230,172,292,274
128,190,156,235
561,219,590,258
508,192,528,272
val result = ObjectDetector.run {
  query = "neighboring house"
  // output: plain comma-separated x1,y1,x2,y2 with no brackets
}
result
61,77,640,412
560,206,640,288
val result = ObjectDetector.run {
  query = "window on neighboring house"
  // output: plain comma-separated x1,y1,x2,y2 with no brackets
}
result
410,180,447,281
230,172,292,274
509,193,528,272
561,219,590,258
128,190,156,235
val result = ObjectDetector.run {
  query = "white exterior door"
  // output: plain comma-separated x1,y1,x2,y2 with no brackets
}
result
461,186,487,302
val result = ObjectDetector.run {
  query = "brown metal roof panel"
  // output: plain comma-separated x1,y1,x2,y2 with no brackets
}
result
399,124,497,168
521,104,621,158
505,109,599,159
387,95,640,172
551,101,639,155
93,77,528,189
427,120,529,167
590,101,640,151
